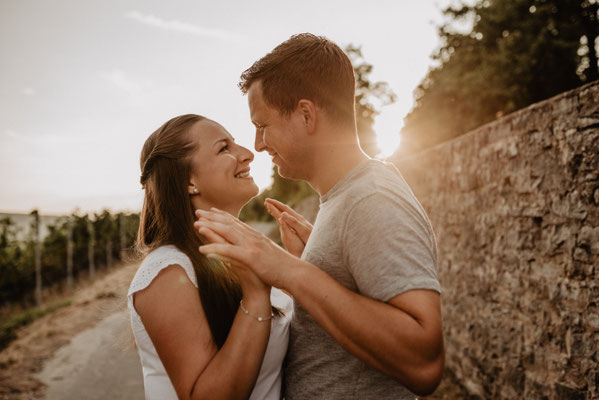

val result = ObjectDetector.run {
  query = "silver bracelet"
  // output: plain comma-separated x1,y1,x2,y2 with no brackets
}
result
240,299,274,322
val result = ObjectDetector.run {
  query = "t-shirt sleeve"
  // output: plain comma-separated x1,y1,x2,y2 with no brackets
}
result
343,191,441,302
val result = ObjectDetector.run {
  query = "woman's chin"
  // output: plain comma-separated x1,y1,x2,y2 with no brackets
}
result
240,185,260,206
250,182,259,197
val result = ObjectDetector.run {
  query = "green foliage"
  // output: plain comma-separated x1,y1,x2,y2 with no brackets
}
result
347,45,397,157
41,217,68,285
240,46,396,222
0,211,140,305
0,300,72,351
401,0,599,155
0,217,35,304
96,291,117,299
117,212,140,252
93,210,116,265
70,213,92,276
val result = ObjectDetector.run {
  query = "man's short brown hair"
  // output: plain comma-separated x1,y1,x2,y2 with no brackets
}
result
239,33,356,127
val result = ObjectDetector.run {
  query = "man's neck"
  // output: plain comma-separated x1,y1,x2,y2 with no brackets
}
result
308,140,369,196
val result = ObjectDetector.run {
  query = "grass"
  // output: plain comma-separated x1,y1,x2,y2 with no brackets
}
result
0,299,72,352
95,291,117,299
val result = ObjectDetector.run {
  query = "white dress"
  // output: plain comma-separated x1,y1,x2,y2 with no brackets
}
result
127,245,293,400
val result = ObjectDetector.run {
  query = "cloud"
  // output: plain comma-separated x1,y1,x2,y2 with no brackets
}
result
125,10,244,43
21,88,35,96
99,69,143,96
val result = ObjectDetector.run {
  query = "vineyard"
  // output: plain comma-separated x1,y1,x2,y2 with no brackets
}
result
0,210,139,311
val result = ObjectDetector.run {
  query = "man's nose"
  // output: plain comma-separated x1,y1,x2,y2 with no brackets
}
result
254,128,266,153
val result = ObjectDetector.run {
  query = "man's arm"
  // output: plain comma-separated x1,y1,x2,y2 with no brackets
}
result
285,260,444,395
195,208,444,396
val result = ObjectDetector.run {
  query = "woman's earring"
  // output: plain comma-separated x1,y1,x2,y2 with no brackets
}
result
193,188,199,194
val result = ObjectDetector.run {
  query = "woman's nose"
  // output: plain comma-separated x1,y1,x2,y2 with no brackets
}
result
238,145,254,163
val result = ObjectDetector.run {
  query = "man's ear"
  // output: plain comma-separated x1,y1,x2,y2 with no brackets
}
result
297,99,317,134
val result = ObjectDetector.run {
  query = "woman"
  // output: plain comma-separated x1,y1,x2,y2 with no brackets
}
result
127,114,293,400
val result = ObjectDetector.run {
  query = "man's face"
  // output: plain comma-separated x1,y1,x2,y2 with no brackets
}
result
247,81,309,180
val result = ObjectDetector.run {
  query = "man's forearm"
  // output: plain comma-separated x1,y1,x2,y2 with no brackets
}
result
283,259,444,395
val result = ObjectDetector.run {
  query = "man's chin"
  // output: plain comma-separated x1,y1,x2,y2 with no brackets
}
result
275,164,298,180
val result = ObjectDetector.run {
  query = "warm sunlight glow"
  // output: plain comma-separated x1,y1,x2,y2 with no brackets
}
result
374,105,403,158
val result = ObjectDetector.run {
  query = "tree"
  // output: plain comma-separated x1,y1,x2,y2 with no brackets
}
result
0,218,35,304
347,45,397,157
400,0,599,156
117,212,140,256
240,45,396,222
41,218,69,286
95,210,116,269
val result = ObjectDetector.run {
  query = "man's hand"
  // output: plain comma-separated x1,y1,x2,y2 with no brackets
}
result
264,198,313,258
194,208,300,289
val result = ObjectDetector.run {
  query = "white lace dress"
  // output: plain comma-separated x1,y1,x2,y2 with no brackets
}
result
128,245,293,400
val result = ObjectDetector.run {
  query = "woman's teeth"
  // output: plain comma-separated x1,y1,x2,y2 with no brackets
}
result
235,171,250,178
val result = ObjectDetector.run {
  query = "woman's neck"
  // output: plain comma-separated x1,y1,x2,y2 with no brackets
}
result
191,197,241,217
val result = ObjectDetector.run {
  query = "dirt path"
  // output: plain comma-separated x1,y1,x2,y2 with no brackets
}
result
0,263,143,400
37,309,143,400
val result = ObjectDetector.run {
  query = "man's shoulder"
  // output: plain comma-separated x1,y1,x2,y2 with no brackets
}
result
337,160,412,207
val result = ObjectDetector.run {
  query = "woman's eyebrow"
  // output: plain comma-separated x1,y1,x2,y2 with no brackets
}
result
213,137,234,147
213,138,227,148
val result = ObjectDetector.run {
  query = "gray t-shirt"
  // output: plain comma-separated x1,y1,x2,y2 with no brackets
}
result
284,159,441,400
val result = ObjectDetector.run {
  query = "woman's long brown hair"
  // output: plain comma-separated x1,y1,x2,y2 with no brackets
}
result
136,114,242,348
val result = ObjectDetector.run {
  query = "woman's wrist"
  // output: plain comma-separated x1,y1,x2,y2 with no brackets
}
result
239,280,270,299
240,290,271,313
240,298,274,322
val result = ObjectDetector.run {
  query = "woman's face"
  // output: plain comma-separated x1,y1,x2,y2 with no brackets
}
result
187,119,258,215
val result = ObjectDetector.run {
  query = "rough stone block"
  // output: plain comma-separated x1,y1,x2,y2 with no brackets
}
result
579,84,599,117
393,81,599,399
578,226,599,255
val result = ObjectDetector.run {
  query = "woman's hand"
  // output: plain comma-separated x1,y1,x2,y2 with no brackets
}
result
264,198,313,258
197,218,270,298
194,208,299,289
229,261,270,300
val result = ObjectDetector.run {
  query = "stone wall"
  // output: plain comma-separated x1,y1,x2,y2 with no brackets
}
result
391,81,599,399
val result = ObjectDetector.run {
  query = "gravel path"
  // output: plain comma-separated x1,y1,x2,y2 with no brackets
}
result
37,309,144,400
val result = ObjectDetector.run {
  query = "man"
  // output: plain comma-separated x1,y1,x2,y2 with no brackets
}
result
195,33,444,399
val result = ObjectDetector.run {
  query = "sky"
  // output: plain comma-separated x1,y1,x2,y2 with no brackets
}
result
0,0,458,215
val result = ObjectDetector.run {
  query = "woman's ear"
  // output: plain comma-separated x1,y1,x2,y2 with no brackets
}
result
297,99,317,134
188,182,200,195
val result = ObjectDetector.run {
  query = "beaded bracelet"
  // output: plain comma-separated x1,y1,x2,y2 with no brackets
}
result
240,299,274,322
